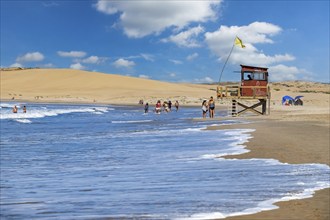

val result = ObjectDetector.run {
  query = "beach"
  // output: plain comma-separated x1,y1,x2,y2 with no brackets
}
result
212,92,329,219
1,68,329,219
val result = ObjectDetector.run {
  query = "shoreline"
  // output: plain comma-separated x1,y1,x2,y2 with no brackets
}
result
207,113,329,220
0,98,208,108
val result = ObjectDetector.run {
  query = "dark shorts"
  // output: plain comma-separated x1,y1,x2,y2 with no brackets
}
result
209,107,215,110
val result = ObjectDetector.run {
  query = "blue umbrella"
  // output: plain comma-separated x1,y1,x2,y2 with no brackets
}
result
282,95,294,105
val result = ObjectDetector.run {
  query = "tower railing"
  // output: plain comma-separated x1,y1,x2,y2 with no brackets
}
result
217,85,270,99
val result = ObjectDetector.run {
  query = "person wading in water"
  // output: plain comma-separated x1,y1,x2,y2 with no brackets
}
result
208,96,215,118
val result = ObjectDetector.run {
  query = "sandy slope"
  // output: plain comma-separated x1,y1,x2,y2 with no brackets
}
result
1,68,215,105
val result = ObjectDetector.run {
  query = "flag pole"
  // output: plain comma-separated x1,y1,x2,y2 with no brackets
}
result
218,42,235,85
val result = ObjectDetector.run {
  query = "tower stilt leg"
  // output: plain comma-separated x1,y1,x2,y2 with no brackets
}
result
232,99,237,117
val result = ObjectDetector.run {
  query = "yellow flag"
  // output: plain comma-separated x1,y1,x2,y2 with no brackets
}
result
235,37,245,48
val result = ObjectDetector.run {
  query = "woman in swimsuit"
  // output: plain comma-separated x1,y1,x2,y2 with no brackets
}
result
208,96,215,118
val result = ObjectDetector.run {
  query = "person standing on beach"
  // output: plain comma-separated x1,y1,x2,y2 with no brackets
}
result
175,101,179,111
168,100,172,111
202,100,208,118
208,96,215,118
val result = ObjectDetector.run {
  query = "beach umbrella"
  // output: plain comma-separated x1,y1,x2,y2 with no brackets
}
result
294,95,304,100
294,95,304,106
282,95,294,105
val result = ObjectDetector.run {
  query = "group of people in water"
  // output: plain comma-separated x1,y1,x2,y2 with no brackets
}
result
144,100,179,114
12,105,26,113
142,96,215,119
12,98,215,118
202,96,215,118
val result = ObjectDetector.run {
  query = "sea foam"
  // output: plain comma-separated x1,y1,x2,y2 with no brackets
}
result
0,103,112,120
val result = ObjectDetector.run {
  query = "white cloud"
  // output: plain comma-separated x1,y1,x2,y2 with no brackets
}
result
42,1,59,7
186,52,199,61
161,25,205,47
57,51,87,58
16,52,44,63
70,63,85,70
140,53,155,62
113,58,135,68
169,59,183,65
82,56,101,64
169,73,176,77
205,22,294,67
124,54,155,62
10,63,23,68
42,63,55,68
139,74,150,79
269,64,311,81
95,0,119,14
194,76,214,83
95,0,222,38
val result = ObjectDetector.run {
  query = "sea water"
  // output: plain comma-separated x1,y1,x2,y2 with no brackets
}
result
0,102,329,219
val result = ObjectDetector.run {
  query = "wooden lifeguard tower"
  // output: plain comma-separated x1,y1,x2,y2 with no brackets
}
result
217,65,271,116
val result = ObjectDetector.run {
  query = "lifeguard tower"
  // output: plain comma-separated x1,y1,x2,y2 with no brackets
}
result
217,65,271,116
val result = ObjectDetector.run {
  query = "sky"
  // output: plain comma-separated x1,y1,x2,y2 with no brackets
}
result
1,0,329,83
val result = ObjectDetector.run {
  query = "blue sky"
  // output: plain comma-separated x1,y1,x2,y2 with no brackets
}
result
1,0,329,83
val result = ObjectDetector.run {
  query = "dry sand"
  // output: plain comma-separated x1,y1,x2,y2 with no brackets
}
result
0,68,216,105
1,68,329,219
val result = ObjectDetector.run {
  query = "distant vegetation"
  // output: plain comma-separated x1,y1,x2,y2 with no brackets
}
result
1,67,40,71
299,90,330,94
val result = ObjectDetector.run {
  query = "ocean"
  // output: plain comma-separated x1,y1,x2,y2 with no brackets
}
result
0,102,329,219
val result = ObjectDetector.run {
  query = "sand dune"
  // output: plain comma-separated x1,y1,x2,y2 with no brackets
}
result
1,68,216,105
